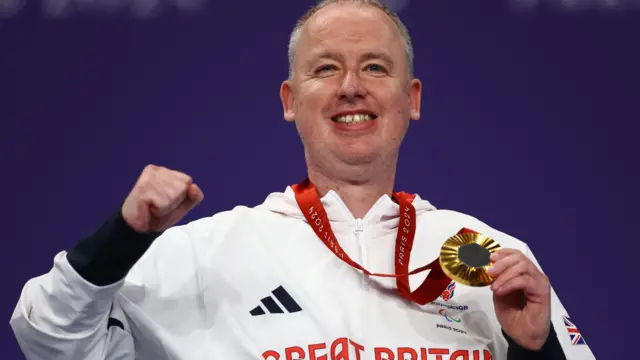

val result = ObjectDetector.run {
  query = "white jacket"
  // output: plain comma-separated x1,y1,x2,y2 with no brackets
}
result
10,186,596,359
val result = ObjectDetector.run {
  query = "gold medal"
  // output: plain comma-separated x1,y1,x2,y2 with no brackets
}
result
439,231,501,287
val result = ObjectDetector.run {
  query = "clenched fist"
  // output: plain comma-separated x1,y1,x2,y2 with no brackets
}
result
122,165,204,233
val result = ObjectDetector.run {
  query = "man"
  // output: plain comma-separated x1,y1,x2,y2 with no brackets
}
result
10,1,595,359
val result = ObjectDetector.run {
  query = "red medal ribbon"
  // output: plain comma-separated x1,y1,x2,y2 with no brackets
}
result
291,179,451,305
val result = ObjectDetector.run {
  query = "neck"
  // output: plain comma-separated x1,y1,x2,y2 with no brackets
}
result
307,157,398,219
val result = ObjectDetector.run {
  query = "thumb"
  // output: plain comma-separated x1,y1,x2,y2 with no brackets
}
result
184,183,204,210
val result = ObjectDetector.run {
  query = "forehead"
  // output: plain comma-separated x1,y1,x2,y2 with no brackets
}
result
297,4,404,59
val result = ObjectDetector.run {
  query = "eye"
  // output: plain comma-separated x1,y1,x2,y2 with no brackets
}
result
315,64,337,74
364,63,387,73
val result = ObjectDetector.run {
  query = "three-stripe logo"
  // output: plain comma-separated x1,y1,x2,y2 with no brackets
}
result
250,286,302,316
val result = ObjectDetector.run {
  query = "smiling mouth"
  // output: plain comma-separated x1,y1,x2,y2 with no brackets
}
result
330,113,378,124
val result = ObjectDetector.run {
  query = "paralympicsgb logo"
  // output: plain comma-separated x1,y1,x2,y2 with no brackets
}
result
440,281,456,301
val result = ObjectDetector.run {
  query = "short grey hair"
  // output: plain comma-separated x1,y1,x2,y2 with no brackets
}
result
287,0,414,80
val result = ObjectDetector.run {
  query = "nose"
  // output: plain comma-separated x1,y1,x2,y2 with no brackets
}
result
337,71,367,101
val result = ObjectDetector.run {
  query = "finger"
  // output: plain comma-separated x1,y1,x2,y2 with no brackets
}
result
490,248,521,262
487,253,524,278
136,166,197,216
136,174,166,207
158,174,191,205
164,183,203,214
166,169,193,186
146,184,180,217
153,169,195,210
161,187,189,216
490,259,530,291
151,166,190,189
143,177,188,217
145,165,191,186
493,274,537,297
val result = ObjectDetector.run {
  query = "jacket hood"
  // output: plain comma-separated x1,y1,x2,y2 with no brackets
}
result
256,186,437,225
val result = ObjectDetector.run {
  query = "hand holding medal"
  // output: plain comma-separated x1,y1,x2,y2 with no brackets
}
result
439,228,552,350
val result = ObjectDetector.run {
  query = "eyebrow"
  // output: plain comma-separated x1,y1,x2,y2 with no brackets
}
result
306,51,344,68
359,52,395,67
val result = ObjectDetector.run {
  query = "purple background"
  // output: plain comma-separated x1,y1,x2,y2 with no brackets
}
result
2,0,637,358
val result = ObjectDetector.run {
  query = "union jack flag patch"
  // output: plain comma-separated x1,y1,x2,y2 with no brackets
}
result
562,315,586,345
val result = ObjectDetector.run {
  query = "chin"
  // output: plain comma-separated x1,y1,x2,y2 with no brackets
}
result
338,150,381,166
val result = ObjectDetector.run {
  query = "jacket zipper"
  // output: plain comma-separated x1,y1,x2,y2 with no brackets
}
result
355,219,370,289
355,218,369,340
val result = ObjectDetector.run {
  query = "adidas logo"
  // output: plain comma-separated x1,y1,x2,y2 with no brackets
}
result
250,286,302,316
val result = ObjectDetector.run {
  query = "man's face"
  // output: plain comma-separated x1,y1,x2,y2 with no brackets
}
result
280,3,421,166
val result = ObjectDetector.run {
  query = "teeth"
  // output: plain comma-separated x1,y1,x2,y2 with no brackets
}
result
333,113,373,124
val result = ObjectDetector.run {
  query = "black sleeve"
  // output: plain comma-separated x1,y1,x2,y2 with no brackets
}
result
505,323,567,360
66,210,163,287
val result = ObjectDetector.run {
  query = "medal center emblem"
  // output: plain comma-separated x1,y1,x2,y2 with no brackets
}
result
458,243,491,268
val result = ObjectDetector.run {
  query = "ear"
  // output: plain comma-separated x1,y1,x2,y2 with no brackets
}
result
280,80,296,122
408,78,422,121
